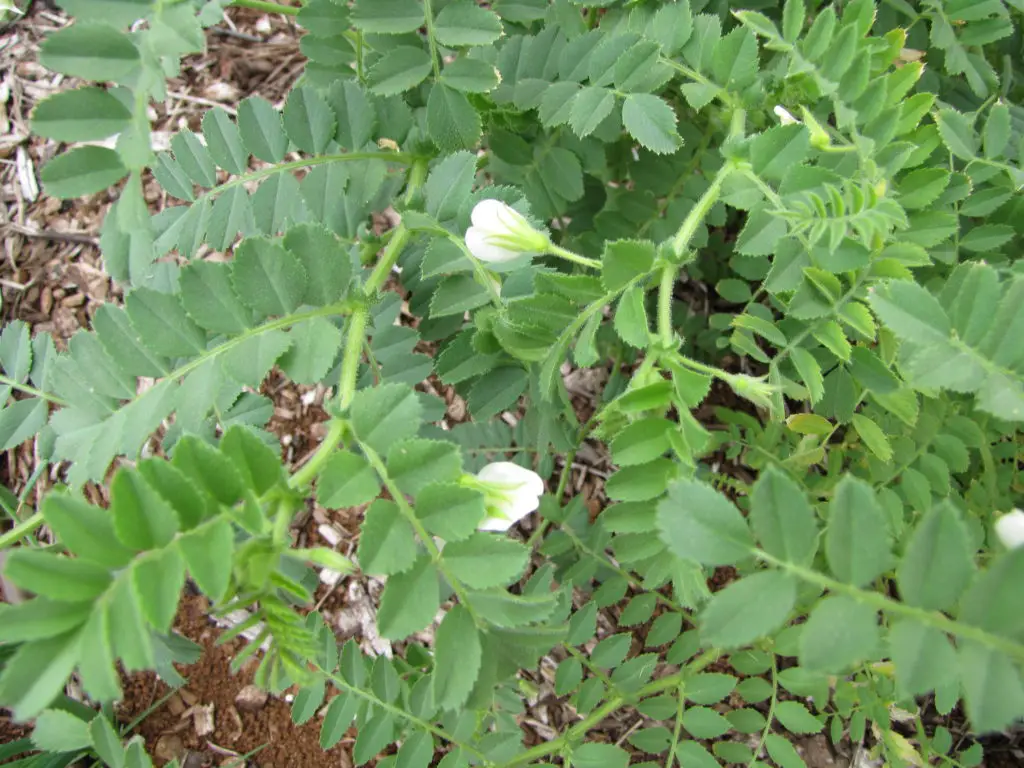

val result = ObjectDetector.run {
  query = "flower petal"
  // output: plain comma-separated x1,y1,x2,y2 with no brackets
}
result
471,199,508,230
477,462,545,496
995,509,1024,549
465,227,520,263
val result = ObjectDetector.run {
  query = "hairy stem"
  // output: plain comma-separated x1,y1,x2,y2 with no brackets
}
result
503,649,720,767
363,224,411,297
288,419,346,490
0,374,65,406
658,263,677,348
338,307,369,412
547,242,601,270
671,163,732,258
0,511,43,550
229,0,300,15
422,0,441,80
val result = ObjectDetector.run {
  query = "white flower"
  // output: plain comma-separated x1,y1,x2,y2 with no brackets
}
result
773,105,799,125
474,461,545,532
995,509,1024,550
465,199,548,264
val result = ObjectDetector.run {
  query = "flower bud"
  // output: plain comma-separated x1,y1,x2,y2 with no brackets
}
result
773,105,799,126
465,199,548,263
466,461,545,532
995,509,1024,550
726,372,779,413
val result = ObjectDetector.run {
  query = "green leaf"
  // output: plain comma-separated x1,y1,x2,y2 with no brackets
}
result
388,438,462,495
606,459,676,502
43,493,135,568
202,107,248,175
41,146,127,199
569,87,616,138
416,483,486,541
221,329,292,388
621,94,682,154
611,417,673,467
851,413,893,462
682,706,731,739
427,84,482,152
826,476,891,586
0,399,48,451
179,261,253,335
699,571,797,648
433,605,482,711
377,556,441,639
897,501,974,611
774,701,824,735
469,588,557,627
442,533,529,588
131,548,186,633
2,549,111,602
800,595,880,673
39,22,139,81
90,715,127,768
0,630,82,720
32,87,131,142
237,95,288,163
431,274,492,317
751,125,810,182
434,1,503,46
888,620,957,698
358,499,417,576
320,694,360,749
469,366,528,421
0,599,92,642
935,109,979,160
648,0,693,54
958,640,1024,733
424,151,477,222
602,239,656,291
657,479,753,565
283,86,336,154
279,317,343,385
283,223,352,306
177,518,234,602
983,102,1011,158
110,467,179,550
765,733,808,768
352,0,425,33
328,80,377,150
960,549,1024,640
685,673,737,705
292,678,326,725
868,280,950,345
352,383,423,456
441,57,501,93
613,286,649,348
572,743,629,768
736,207,787,256
317,451,382,508
31,709,91,753
232,237,308,318
749,467,818,567
367,47,433,96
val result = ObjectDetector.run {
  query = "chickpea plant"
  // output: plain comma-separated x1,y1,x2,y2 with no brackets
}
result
1,0,1024,766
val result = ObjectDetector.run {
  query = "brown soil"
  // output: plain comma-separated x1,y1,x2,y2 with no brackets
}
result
118,594,352,768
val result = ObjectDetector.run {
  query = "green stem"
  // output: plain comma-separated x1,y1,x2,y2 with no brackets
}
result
671,163,732,258
422,0,441,80
665,684,687,768
503,649,720,767
0,511,43,550
363,224,411,297
0,374,65,406
338,307,368,412
746,653,778,768
195,153,414,209
658,264,677,349
359,443,482,625
759,551,1024,663
546,242,601,270
229,0,300,15
319,667,487,760
443,233,503,308
288,419,346,490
